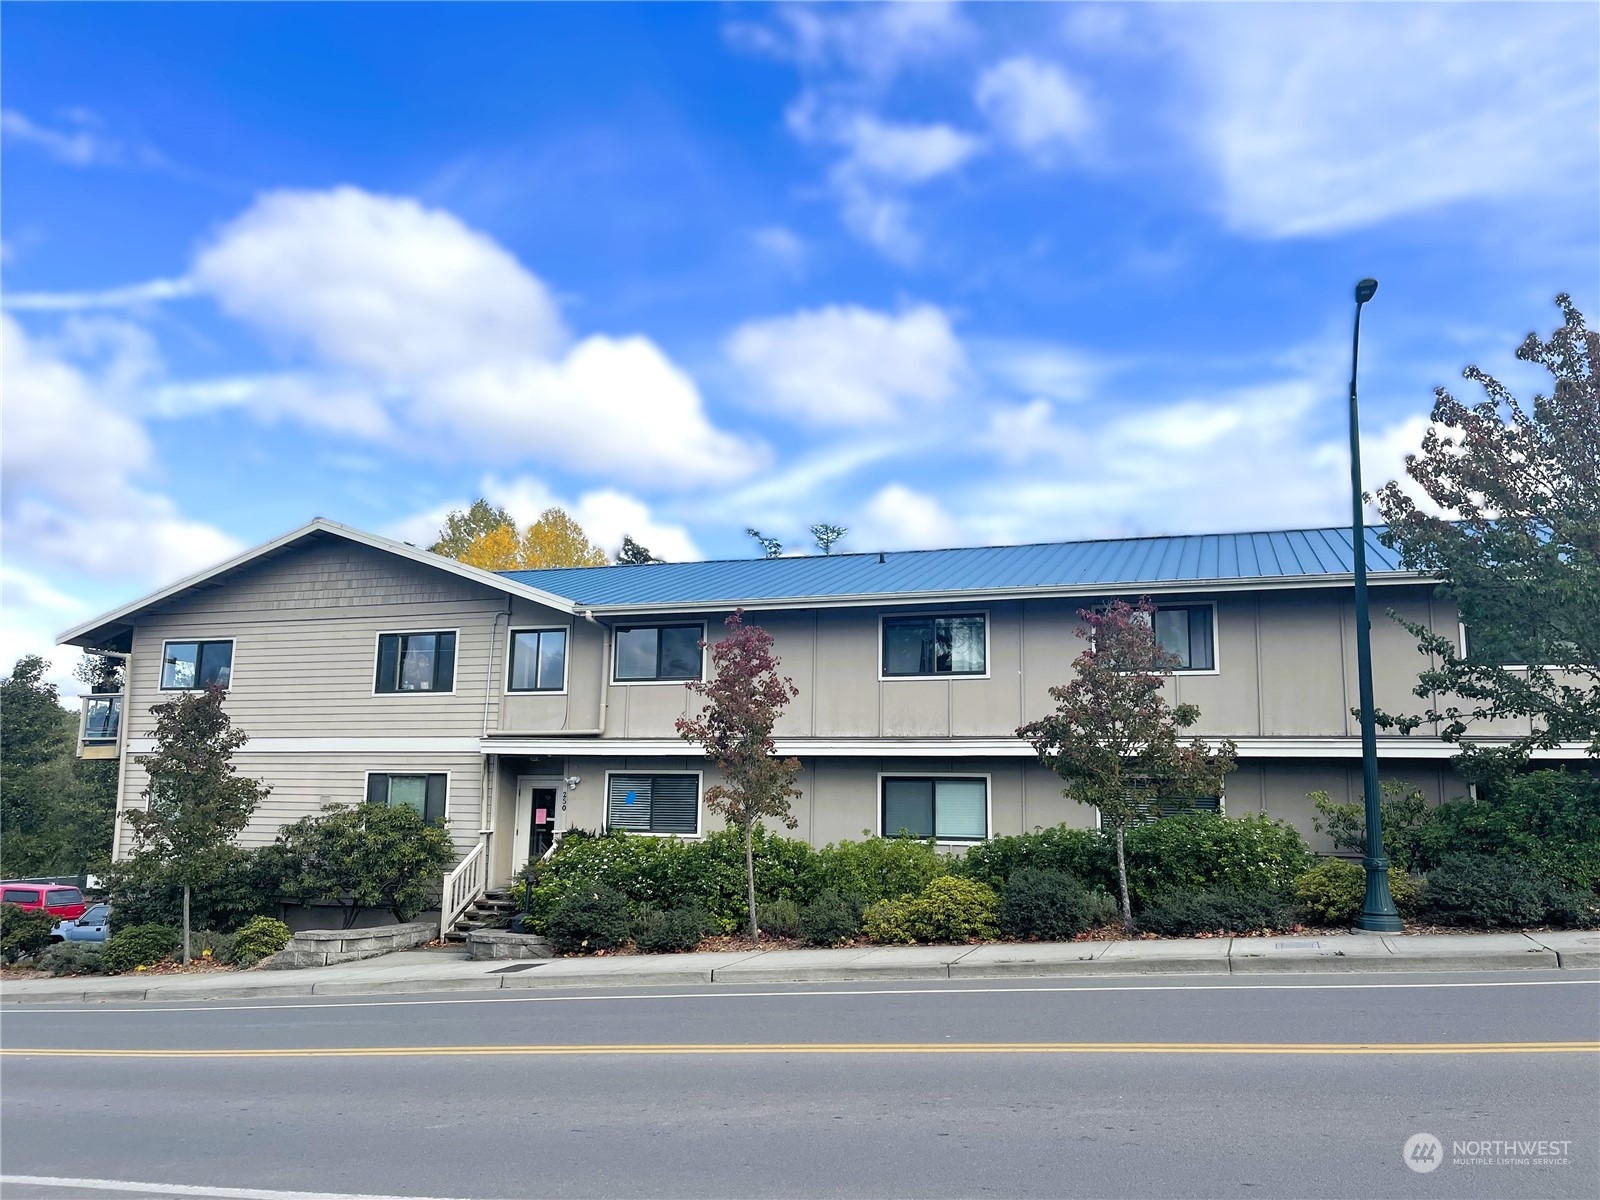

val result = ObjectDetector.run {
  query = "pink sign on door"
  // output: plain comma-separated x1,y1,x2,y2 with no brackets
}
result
535,808,548,824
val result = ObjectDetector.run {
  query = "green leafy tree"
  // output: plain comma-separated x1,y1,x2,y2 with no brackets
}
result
810,523,847,554
676,610,802,940
0,655,118,879
275,803,455,927
745,528,783,558
1374,294,1599,768
429,499,514,559
126,686,269,961
616,535,664,564
1017,599,1239,934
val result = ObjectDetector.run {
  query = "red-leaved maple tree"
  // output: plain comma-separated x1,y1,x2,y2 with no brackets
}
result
676,609,802,940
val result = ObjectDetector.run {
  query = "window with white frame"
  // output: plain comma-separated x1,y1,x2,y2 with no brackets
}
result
881,777,988,841
1151,604,1214,671
881,614,986,677
160,640,234,690
508,629,568,692
365,772,448,824
606,773,699,835
375,632,456,693
613,624,703,682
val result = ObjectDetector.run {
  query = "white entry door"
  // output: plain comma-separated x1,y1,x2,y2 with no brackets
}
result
511,777,564,878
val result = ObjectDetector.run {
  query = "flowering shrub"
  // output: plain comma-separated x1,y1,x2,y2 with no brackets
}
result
1124,813,1311,907
864,877,999,944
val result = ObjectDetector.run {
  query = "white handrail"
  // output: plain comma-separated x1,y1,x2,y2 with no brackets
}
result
440,833,489,939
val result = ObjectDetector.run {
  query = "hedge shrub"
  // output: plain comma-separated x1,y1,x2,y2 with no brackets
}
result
0,903,57,964
1124,813,1311,907
37,942,103,977
1419,854,1587,928
757,898,803,939
864,877,999,944
799,891,860,946
102,923,180,973
106,844,286,932
1292,859,1423,926
547,885,633,953
814,836,951,907
230,916,291,965
633,904,714,953
1137,889,1297,937
960,826,1113,892
1414,771,1600,890
999,869,1118,940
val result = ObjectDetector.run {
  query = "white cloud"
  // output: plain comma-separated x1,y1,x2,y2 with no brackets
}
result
2,109,117,166
4,277,198,312
751,225,807,275
975,57,1093,162
726,303,968,426
184,187,762,486
851,484,965,551
193,187,568,379
730,2,974,80
975,340,1107,403
834,180,920,263
1166,3,1600,236
0,315,244,585
838,114,981,185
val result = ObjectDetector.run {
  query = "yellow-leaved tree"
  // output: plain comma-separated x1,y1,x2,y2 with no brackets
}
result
433,500,609,570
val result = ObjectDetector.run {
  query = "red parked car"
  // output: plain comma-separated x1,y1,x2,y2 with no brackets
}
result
0,883,90,920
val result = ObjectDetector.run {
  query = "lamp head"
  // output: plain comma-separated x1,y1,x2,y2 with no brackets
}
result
1355,278,1378,304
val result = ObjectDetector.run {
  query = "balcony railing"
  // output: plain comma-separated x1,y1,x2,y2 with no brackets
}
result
78,693,122,757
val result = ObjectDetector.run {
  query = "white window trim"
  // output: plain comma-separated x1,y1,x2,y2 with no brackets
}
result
157,638,238,693
505,626,571,696
875,771,992,845
609,621,708,687
371,628,461,697
363,768,452,824
1457,619,1556,672
602,768,704,838
877,610,992,682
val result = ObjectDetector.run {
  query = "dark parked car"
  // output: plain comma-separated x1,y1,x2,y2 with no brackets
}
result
52,903,110,944
0,883,89,920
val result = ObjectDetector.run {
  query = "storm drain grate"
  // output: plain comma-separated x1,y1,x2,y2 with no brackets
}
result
490,962,548,973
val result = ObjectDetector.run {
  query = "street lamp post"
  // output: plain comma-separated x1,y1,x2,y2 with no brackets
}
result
1347,277,1403,933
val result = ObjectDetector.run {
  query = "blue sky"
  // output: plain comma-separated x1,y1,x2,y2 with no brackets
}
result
3,1,1597,687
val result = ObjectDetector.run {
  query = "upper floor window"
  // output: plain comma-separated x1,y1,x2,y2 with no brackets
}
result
366,772,447,825
613,624,703,682
606,772,699,835
375,631,456,693
882,776,988,841
882,614,986,677
1152,604,1215,671
161,640,234,690
509,628,568,692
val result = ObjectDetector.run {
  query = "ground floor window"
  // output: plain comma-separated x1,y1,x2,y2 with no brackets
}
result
1128,795,1223,823
881,776,988,841
366,772,447,824
606,773,699,835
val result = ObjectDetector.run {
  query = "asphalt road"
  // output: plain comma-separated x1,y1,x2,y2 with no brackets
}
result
3,971,1597,1200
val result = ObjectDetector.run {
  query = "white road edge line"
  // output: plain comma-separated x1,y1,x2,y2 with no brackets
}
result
0,1176,473,1200
4,976,1595,1016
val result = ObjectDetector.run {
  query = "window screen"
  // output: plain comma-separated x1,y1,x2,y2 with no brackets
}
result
509,629,568,691
881,777,988,841
606,774,699,834
365,772,447,824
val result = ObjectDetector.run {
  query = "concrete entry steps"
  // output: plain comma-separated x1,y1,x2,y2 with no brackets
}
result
4,930,1596,1004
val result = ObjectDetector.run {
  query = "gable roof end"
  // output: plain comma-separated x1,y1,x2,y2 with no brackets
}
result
55,517,579,650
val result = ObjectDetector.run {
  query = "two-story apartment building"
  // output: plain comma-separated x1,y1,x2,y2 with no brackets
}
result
60,518,1565,928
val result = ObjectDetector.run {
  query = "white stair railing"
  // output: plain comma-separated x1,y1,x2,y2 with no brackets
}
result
440,833,489,939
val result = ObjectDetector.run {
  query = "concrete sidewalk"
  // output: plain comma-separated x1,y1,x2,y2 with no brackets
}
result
4,929,1597,1005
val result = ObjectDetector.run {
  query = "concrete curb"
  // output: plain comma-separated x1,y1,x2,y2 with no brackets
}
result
5,938,1595,1005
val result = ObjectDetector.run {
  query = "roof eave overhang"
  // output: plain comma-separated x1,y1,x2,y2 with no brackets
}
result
56,517,579,649
571,571,1435,617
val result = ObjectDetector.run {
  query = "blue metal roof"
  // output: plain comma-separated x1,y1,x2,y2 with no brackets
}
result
497,526,1414,609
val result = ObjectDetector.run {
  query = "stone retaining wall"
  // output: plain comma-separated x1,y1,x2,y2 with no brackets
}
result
466,930,554,960
259,921,436,970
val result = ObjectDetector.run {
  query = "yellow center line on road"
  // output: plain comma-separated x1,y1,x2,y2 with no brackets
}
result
4,1040,1597,1059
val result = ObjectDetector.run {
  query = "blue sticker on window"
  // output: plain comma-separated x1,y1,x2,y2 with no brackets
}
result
626,791,637,806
